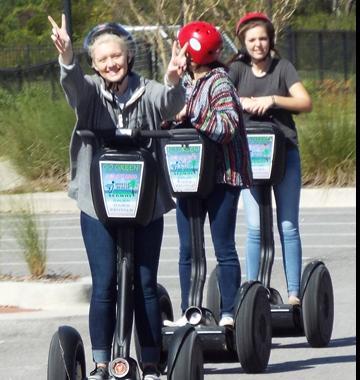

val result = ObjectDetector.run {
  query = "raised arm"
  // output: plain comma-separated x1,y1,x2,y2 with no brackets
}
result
164,41,188,86
48,14,74,65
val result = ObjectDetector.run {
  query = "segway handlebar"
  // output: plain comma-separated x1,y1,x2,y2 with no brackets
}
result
76,128,191,141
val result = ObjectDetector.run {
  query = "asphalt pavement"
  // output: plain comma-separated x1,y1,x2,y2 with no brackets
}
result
0,189,356,380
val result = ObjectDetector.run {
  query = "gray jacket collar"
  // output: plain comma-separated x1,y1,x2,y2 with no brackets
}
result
99,73,146,109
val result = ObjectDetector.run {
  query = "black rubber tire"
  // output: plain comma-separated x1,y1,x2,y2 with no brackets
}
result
235,283,272,373
167,330,204,380
47,328,86,380
135,283,173,374
302,264,334,347
269,287,283,305
205,267,221,322
157,283,174,374
157,283,174,323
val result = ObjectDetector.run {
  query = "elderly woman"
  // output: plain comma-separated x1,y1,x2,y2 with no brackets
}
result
48,14,187,380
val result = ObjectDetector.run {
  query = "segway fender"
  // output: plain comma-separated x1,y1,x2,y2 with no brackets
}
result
57,325,84,377
166,324,195,376
300,260,325,299
233,281,262,319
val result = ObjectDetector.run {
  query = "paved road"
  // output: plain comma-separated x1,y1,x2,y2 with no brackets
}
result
0,207,356,379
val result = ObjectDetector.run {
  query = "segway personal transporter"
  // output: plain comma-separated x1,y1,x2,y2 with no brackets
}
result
207,119,334,347
47,127,173,380
160,128,272,378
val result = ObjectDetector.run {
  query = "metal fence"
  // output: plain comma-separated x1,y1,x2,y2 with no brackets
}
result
277,29,356,81
0,29,356,90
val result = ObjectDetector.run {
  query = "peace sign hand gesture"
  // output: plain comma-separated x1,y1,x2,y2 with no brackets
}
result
165,41,189,86
48,14,74,65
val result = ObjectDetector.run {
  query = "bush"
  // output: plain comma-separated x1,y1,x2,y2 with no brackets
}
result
0,81,74,191
295,79,356,186
14,207,48,278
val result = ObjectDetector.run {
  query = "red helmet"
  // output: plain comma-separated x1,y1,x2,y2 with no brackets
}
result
178,21,223,65
236,12,272,35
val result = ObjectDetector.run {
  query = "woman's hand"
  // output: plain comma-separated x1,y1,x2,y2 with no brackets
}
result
48,14,74,65
165,41,189,86
175,104,187,122
240,96,274,115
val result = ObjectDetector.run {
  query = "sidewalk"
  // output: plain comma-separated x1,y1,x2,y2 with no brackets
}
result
0,187,356,213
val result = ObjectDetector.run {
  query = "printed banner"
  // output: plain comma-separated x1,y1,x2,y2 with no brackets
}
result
247,134,275,179
164,144,202,192
99,160,143,218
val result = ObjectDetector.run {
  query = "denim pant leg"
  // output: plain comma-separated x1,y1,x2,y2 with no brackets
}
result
242,187,262,281
133,217,163,365
242,148,302,297
80,212,117,364
177,184,241,316
176,198,206,313
207,184,241,316
273,148,302,296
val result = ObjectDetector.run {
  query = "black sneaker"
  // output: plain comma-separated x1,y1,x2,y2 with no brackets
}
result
142,365,161,380
88,365,110,380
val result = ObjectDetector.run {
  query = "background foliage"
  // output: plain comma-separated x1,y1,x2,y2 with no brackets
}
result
0,0,356,46
0,0,356,190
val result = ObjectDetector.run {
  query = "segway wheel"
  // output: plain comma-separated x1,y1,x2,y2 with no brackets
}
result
167,329,204,380
235,283,272,373
157,283,174,374
205,267,221,322
302,264,334,347
135,283,173,374
47,326,86,380
157,283,174,323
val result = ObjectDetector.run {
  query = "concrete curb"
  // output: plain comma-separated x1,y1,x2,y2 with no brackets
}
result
0,187,356,213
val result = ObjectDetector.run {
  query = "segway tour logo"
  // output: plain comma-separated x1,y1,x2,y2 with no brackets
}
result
247,135,275,179
99,161,144,218
164,144,202,192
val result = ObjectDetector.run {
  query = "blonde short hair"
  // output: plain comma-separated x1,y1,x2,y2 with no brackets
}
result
88,33,128,61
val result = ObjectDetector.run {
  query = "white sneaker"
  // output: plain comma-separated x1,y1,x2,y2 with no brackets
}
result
288,295,301,305
143,374,160,380
142,365,161,380
163,315,187,327
219,316,234,327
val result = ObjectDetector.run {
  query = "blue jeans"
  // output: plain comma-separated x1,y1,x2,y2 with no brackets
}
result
80,212,163,365
177,184,241,316
242,147,302,296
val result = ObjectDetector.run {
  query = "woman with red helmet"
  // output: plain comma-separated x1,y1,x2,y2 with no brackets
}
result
228,12,312,306
164,21,252,328
48,13,188,380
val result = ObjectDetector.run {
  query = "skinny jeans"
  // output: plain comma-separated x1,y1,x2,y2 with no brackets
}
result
242,147,302,296
80,211,163,365
177,184,241,316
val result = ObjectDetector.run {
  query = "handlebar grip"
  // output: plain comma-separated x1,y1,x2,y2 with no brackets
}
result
139,130,172,138
76,130,96,138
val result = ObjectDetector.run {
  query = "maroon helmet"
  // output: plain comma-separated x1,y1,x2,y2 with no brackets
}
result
236,12,272,36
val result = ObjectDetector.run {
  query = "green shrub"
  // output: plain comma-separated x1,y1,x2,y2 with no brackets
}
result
15,207,48,278
0,81,74,191
296,80,356,186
